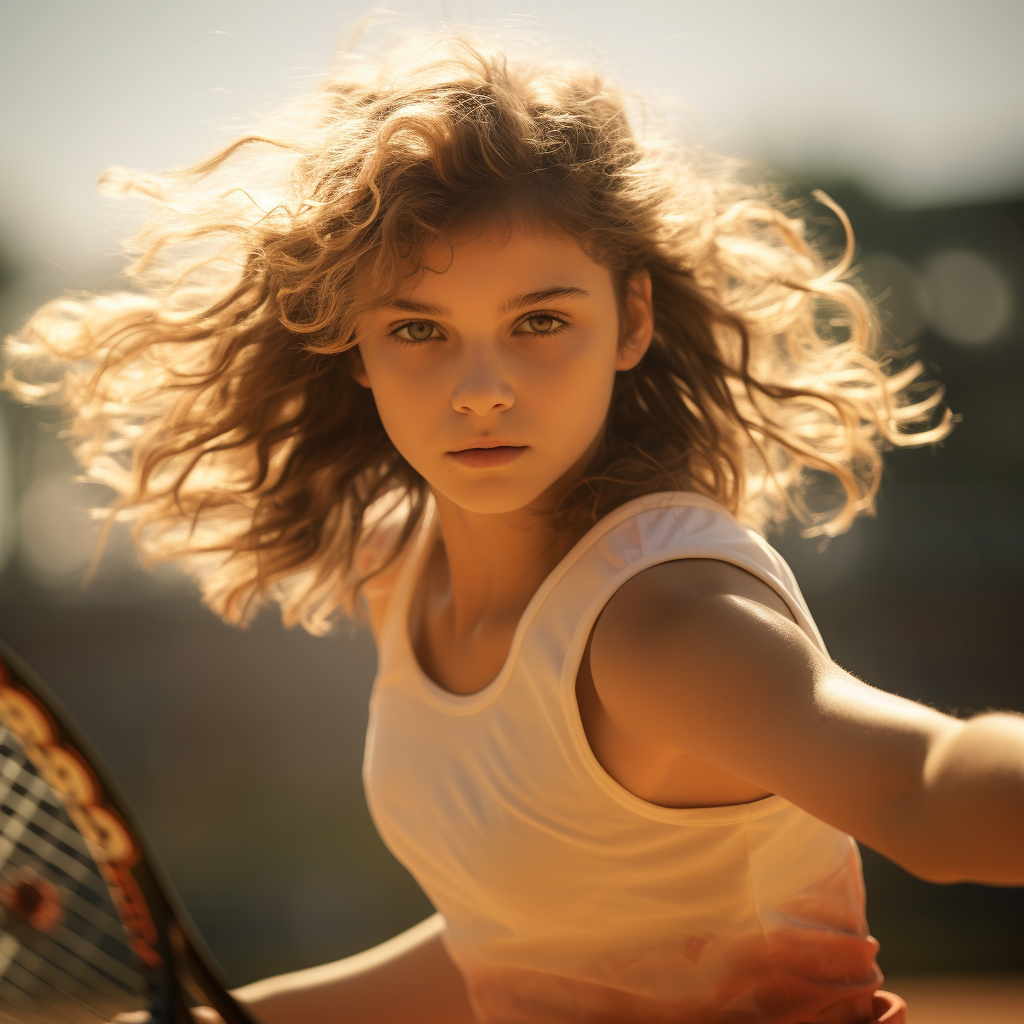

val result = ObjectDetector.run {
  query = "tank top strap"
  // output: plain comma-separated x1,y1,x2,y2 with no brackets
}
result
535,491,827,667
362,491,880,1024
374,490,824,712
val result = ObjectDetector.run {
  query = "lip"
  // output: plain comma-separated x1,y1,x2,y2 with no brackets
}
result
446,445,527,468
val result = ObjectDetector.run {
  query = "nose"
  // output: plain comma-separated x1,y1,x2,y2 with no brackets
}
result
451,345,514,416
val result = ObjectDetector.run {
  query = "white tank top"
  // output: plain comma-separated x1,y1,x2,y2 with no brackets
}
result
363,492,884,1024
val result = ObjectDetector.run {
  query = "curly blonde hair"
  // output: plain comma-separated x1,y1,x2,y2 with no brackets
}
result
4,27,950,633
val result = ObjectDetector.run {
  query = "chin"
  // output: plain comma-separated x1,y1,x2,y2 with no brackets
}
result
431,479,553,516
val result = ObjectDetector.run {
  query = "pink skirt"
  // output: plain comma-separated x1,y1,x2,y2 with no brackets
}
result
871,990,907,1024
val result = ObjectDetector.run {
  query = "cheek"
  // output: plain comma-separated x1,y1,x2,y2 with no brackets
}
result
368,371,435,445
361,355,459,479
530,346,617,439
524,352,618,464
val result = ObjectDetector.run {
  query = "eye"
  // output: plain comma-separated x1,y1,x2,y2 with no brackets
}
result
392,320,438,343
517,313,568,335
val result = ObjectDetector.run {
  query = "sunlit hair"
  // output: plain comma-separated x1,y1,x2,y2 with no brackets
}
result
5,26,950,633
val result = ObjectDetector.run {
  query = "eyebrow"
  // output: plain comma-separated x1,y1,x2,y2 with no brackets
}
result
385,286,590,318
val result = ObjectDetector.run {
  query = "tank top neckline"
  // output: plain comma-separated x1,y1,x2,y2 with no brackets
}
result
385,490,742,716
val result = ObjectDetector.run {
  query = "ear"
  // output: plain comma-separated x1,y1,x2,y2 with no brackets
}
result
348,345,372,388
615,270,653,372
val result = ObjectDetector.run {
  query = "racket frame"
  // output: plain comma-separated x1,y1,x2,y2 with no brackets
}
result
0,637,259,1024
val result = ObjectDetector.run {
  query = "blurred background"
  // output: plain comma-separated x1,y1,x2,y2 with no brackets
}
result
0,0,1022,1001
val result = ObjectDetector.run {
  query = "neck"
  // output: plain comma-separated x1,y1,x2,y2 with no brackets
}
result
423,428,608,638
429,490,577,635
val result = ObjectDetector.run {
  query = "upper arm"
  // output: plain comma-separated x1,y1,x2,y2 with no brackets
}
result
588,559,961,859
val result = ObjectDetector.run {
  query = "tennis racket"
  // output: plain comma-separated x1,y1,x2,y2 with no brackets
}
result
0,636,259,1024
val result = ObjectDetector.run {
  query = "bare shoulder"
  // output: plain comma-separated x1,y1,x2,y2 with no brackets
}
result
586,556,958,852
586,557,821,760
605,557,798,627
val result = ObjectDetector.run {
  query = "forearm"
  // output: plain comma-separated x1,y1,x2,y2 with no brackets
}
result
233,915,478,1024
899,712,1024,884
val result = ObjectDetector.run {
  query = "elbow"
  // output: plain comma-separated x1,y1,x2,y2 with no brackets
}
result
875,713,1024,886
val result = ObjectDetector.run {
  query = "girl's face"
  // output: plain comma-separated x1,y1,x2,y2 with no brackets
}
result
351,224,652,515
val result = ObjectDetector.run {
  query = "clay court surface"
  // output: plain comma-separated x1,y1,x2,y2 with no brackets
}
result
887,975,1024,1023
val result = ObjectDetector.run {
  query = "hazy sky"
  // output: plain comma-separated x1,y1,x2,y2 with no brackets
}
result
2,0,1023,283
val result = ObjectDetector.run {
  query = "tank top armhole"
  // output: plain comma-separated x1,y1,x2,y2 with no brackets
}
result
557,542,824,825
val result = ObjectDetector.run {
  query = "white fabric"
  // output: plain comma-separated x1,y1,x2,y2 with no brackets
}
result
363,492,883,1023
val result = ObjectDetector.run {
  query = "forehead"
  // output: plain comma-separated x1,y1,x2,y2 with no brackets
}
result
357,222,613,307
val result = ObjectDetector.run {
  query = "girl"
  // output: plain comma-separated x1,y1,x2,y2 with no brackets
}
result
7,26,1024,1024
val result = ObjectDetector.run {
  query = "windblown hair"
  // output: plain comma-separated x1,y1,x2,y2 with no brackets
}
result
5,27,950,633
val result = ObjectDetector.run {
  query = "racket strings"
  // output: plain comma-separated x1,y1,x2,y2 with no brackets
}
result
0,729,147,1022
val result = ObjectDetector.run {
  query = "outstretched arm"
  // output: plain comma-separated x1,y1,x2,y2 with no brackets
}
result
227,525,479,1022
113,915,478,1024
588,558,1024,885
112,528,471,1024
232,914,477,1024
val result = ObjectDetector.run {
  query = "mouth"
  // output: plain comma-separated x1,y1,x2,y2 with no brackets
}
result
446,444,527,469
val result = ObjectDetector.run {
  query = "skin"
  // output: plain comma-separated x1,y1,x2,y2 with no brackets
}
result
123,222,1024,1024
350,223,652,701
